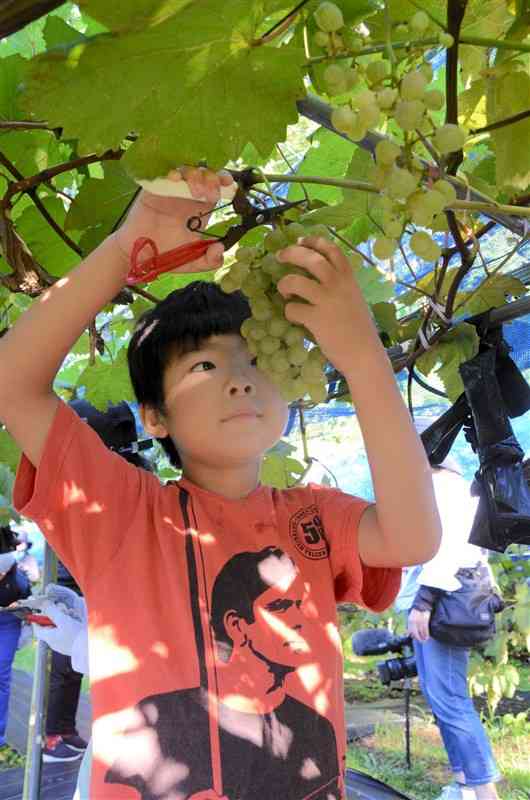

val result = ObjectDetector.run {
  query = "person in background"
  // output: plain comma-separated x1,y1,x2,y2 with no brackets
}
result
395,435,501,800
15,532,40,584
0,525,31,753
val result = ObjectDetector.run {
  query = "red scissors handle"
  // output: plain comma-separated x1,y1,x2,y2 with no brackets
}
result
126,237,214,286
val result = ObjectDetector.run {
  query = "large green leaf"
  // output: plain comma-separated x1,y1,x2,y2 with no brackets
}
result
288,128,354,205
0,129,72,183
22,1,306,178
65,161,137,233
78,347,134,410
488,69,530,190
0,55,28,120
0,431,21,475
455,275,527,316
416,323,479,401
15,198,82,277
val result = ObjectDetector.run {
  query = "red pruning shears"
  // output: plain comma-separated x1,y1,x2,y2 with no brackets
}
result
126,169,307,285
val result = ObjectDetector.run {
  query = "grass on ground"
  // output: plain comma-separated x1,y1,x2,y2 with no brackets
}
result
347,712,530,800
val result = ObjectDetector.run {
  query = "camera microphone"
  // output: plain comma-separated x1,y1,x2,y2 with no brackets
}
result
352,628,412,656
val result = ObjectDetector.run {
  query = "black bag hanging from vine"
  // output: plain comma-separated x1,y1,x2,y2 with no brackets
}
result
420,316,530,553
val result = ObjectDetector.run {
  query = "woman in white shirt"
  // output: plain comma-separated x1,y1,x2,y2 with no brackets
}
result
395,457,501,800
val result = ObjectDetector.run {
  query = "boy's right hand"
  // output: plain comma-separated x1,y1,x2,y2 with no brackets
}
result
115,166,234,273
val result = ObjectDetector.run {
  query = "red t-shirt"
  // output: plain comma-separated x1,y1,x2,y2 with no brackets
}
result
14,402,400,800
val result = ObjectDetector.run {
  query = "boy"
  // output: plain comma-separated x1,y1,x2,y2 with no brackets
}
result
0,167,440,799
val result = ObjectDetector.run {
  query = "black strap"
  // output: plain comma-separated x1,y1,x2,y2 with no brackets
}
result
179,488,208,690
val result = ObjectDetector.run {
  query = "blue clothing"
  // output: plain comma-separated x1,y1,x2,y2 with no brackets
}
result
0,613,22,746
413,635,500,786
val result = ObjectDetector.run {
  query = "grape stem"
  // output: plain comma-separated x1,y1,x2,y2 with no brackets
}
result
261,172,378,193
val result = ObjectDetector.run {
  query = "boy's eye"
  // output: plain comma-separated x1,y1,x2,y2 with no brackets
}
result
190,360,216,372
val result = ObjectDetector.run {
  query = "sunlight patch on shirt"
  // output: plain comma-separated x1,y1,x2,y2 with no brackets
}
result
315,688,329,715
63,480,87,506
325,622,342,651
300,757,321,780
151,641,169,658
90,626,139,683
298,663,321,692
162,517,216,545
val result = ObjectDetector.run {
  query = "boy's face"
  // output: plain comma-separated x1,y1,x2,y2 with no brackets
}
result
143,333,288,470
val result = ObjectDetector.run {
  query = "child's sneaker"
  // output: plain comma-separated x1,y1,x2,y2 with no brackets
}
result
61,733,88,752
42,735,83,762
436,785,476,800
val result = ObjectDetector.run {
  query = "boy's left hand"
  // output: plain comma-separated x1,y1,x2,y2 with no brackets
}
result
276,237,381,375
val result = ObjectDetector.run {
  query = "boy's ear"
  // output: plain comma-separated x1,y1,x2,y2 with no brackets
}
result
140,404,169,439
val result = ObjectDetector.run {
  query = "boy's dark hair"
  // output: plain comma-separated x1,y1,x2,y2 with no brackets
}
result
0,525,20,554
127,281,250,468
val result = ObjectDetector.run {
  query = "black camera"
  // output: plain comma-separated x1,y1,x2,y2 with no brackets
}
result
352,628,417,686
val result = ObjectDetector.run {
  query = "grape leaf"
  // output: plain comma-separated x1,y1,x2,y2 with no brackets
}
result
0,55,28,120
0,130,72,183
416,323,479,401
15,198,82,278
0,430,21,475
487,70,530,190
77,0,192,32
371,301,399,339
455,275,527,316
288,128,354,205
351,261,394,305
22,1,306,178
65,161,137,232
78,348,134,410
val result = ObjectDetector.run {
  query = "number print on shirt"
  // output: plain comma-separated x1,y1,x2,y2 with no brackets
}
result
289,506,329,561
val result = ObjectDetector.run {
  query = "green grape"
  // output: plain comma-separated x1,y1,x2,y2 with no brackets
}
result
261,252,280,275
307,224,331,239
410,231,441,261
375,139,401,166
236,246,256,262
256,354,271,373
394,23,408,39
423,89,444,111
438,32,454,48
220,276,238,293
270,352,291,373
394,99,425,131
366,60,390,86
331,105,356,134
251,298,273,321
434,123,466,154
285,222,307,243
314,30,329,48
324,64,347,94
356,89,376,107
386,166,418,200
308,346,326,365
384,219,403,238
264,228,288,252
285,325,305,347
432,179,457,204
431,213,449,232
314,1,344,32
240,318,253,338
307,382,328,404
376,87,398,110
245,339,259,357
343,68,359,90
410,11,429,34
373,237,397,260
400,70,428,101
288,343,309,365
260,336,281,355
357,102,380,129
349,114,368,141
268,316,290,337
301,360,324,383
369,164,391,190
419,62,434,83
271,293,286,313
247,321,267,341
269,261,289,282
349,252,364,269
424,189,446,216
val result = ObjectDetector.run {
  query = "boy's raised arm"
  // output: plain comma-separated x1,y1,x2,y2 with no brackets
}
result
0,168,229,467
276,236,442,568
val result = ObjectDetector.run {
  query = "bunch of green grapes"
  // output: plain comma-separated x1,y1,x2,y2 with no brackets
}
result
214,223,332,404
